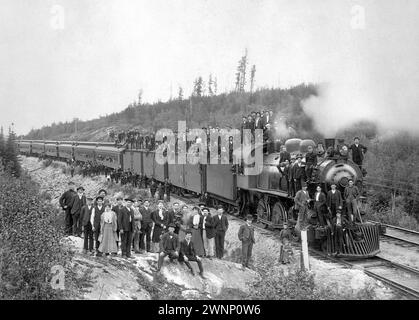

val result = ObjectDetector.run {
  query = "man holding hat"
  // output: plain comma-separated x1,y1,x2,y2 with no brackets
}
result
81,197,95,254
327,183,343,218
70,186,86,237
238,215,256,268
59,181,76,235
156,223,179,271
119,198,135,258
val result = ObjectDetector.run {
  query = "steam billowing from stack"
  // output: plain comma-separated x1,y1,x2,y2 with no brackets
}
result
302,2,419,137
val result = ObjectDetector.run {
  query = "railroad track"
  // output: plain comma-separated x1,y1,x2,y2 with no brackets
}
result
368,220,419,247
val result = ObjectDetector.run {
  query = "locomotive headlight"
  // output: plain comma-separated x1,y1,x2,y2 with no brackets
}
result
324,163,358,187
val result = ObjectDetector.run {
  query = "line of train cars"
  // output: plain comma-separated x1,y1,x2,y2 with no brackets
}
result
17,137,380,258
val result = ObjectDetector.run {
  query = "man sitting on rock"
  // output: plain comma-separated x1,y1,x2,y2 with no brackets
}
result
179,230,205,278
157,223,179,272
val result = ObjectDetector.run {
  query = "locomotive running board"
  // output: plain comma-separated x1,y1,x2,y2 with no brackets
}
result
246,187,290,198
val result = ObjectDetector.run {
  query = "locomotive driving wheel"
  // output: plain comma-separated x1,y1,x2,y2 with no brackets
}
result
256,195,270,228
271,201,287,226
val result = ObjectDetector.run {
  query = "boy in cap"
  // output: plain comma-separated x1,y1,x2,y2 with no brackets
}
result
157,223,179,271
279,222,293,264
70,186,86,237
238,215,256,268
81,197,95,254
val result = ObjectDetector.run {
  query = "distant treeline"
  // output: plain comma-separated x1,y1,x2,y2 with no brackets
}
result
23,84,320,141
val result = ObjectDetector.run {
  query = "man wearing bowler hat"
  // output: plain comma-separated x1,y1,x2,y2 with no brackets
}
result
119,198,135,258
70,186,87,237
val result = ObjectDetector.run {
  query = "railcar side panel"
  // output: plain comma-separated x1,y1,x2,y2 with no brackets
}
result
206,164,237,200
58,145,73,159
142,151,154,178
184,163,202,194
74,146,95,163
168,162,185,188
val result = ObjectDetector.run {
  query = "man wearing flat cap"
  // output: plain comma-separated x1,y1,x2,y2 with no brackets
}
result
70,186,86,237
119,198,135,258
238,214,256,268
157,223,179,271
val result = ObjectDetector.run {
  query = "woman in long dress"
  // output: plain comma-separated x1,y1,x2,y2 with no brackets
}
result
98,203,118,255
189,207,205,257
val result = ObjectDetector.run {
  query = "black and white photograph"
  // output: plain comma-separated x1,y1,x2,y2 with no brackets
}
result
1,0,419,308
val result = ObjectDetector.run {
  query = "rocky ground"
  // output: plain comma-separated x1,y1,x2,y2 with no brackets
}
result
22,156,397,300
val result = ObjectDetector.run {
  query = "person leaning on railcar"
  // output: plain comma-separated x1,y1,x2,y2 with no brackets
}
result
326,183,343,218
349,137,367,170
59,181,76,236
238,215,256,269
344,179,360,222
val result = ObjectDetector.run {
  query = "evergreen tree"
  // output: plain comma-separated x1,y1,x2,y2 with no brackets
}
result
193,77,203,97
178,86,184,101
4,127,21,177
0,126,5,168
208,74,214,96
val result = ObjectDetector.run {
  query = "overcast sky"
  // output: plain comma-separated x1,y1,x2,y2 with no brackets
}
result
1,0,419,135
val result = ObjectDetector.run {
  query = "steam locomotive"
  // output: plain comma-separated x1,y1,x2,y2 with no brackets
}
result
16,136,380,258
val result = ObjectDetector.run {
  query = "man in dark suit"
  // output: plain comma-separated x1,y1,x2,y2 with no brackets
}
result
213,205,229,259
157,224,179,271
59,181,76,235
327,183,343,218
314,185,328,226
179,230,205,278
92,196,105,256
254,112,264,130
70,186,87,237
80,197,95,254
238,215,256,268
140,199,153,252
119,198,135,258
112,196,124,251
293,155,305,191
201,207,215,258
305,145,317,182
349,137,367,169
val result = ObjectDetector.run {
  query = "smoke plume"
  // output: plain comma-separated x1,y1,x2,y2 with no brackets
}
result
302,2,419,137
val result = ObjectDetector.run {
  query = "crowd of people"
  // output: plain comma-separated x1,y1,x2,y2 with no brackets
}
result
59,179,262,276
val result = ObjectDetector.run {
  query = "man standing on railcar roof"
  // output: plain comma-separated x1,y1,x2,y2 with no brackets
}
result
59,181,76,236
